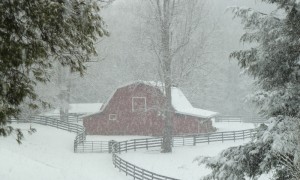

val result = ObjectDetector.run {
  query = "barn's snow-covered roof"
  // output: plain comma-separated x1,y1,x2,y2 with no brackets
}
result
44,103,103,115
84,81,218,118
171,88,217,118
140,81,218,118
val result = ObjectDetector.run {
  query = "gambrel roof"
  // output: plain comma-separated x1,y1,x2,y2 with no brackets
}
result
85,81,218,119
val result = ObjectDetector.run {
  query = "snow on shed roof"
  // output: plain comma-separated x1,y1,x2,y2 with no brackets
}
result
44,103,102,115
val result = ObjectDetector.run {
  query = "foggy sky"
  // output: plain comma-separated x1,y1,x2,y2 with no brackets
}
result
41,0,277,116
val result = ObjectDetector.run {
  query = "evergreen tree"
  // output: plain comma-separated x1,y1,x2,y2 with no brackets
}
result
0,0,108,143
199,1,300,179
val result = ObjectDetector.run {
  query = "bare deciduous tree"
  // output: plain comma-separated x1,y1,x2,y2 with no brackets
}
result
135,0,211,153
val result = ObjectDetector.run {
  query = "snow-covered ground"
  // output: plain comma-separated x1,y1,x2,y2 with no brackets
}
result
214,121,257,132
120,140,272,180
121,140,249,180
1,122,267,180
86,135,150,141
0,124,130,180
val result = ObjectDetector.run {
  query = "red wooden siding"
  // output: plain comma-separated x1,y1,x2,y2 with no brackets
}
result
83,83,215,136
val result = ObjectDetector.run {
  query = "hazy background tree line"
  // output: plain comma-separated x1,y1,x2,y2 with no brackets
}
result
33,0,273,117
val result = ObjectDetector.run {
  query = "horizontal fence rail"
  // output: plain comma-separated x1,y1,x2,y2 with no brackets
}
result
172,129,255,146
10,115,258,180
44,114,84,123
110,129,256,154
10,116,84,134
113,153,179,180
10,115,90,153
111,128,256,180
215,115,267,123
75,141,109,153
112,138,163,154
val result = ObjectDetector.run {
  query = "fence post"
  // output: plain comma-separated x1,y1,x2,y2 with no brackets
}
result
222,132,224,143
114,154,117,168
92,141,94,152
125,161,128,176
68,121,70,132
243,130,245,140
193,136,196,146
134,139,136,151
134,166,136,179
146,139,148,150
74,140,76,153
109,140,116,153
234,131,236,142
83,141,85,153
125,141,127,153
208,134,210,144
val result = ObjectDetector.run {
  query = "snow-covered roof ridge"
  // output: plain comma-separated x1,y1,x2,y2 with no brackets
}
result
83,81,218,119
132,81,218,118
171,88,218,118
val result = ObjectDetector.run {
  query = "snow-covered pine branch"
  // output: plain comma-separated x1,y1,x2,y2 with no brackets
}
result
198,0,300,179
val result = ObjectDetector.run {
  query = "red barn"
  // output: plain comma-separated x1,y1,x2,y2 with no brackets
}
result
83,81,218,136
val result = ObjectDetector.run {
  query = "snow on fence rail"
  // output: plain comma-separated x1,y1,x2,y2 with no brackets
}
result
10,116,108,153
109,129,256,154
10,115,257,180
110,129,256,180
172,129,255,146
44,114,84,123
10,116,84,134
75,140,109,153
113,153,179,180
215,115,266,123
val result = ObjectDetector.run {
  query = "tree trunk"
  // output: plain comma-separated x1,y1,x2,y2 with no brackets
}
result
161,0,173,153
58,64,69,121
162,75,173,152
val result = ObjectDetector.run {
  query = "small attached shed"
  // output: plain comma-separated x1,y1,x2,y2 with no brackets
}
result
83,82,218,136
43,103,103,121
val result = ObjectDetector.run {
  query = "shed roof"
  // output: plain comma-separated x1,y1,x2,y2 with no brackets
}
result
44,103,103,116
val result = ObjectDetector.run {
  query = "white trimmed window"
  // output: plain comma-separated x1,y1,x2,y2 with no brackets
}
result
132,97,146,112
109,114,117,121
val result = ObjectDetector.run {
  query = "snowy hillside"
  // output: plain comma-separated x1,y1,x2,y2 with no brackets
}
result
121,141,248,180
0,124,130,180
1,122,269,180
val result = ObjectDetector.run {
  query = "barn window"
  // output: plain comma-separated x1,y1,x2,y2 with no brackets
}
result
109,114,117,121
132,97,146,112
